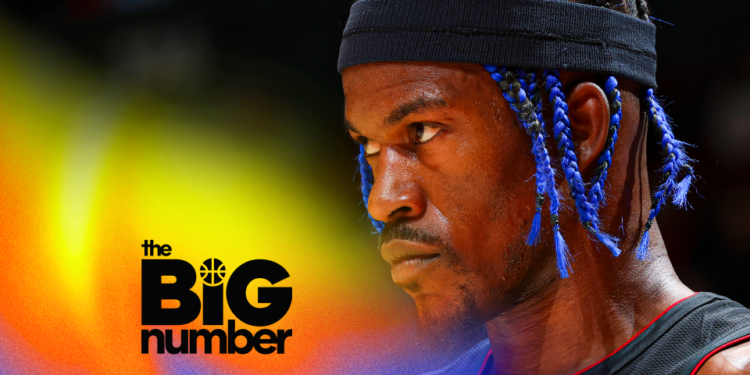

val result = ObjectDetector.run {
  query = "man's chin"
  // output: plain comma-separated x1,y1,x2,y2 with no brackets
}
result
413,294,488,351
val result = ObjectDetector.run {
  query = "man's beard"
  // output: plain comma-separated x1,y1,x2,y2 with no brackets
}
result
380,223,488,350
413,277,488,351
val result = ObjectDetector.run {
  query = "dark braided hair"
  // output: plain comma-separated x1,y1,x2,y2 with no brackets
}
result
557,0,695,264
486,66,573,278
636,90,695,259
358,144,384,233
573,0,650,20
356,0,696,277
544,70,622,259
587,77,623,213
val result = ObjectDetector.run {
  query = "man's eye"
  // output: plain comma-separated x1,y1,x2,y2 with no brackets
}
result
414,123,442,144
364,139,381,156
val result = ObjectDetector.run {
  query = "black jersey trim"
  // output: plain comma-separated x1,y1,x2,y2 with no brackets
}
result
577,293,714,374
684,329,750,374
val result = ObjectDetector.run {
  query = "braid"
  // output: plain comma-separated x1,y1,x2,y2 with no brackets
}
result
485,65,572,278
636,0,651,20
490,67,547,245
524,70,575,276
358,145,385,233
635,90,695,259
623,0,637,18
587,76,623,212
544,70,622,257
517,69,546,246
568,0,651,20
588,0,612,7
527,70,574,277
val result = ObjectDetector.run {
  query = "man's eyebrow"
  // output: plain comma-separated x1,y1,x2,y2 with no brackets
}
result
343,118,360,134
385,97,447,125
344,96,448,135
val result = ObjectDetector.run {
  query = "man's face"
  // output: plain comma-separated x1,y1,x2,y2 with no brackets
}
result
343,62,557,331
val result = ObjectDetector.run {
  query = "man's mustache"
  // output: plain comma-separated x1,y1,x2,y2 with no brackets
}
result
379,223,445,248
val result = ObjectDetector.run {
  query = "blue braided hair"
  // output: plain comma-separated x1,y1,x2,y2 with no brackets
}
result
355,67,695,276
357,144,385,233
543,70,622,257
588,77,623,212
485,65,572,278
635,89,695,259
517,69,546,247
526,70,574,278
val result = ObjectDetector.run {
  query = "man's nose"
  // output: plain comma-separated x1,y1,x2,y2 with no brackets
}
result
367,147,427,223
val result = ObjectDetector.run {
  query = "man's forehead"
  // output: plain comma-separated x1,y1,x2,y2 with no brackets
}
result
342,62,489,128
342,62,482,97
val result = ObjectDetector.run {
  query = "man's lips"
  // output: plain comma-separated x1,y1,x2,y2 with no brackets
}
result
381,239,441,284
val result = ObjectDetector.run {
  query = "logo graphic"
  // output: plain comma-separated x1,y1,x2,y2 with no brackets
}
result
200,258,226,286
140,240,293,355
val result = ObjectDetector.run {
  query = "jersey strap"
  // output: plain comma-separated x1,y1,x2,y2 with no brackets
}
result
685,325,750,374
579,293,750,374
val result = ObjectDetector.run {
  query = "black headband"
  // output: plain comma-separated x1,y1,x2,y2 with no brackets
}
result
338,0,657,87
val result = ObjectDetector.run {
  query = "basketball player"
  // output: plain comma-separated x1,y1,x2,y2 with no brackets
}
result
338,0,750,374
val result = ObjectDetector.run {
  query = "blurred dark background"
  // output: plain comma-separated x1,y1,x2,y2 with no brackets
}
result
1,0,749,304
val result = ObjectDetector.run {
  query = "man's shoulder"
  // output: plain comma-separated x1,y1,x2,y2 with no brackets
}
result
672,293,750,375
697,341,750,375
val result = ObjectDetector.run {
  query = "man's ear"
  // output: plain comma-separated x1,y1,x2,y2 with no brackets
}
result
566,82,610,174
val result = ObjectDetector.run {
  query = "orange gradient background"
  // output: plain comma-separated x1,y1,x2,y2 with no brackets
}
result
0,16,429,375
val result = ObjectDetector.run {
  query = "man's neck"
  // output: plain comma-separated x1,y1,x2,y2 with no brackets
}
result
485,225,693,375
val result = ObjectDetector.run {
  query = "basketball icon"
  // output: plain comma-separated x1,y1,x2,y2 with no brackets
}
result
200,258,226,286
